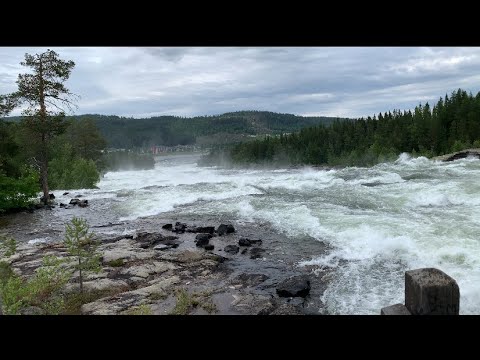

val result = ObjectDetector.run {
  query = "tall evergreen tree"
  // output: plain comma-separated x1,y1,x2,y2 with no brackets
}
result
1,50,77,203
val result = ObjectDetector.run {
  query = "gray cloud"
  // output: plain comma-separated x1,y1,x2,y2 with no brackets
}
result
1,47,480,118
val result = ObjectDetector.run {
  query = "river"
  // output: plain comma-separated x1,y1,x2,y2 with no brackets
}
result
3,153,480,314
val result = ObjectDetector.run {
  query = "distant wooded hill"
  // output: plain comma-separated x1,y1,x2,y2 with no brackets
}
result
5,111,340,148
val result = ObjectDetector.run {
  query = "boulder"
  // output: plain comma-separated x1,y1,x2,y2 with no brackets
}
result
204,244,214,251
69,198,80,205
63,192,69,196
224,245,239,254
195,233,212,247
174,222,187,233
276,275,311,298
238,238,252,247
78,200,89,208
162,224,173,230
217,224,235,236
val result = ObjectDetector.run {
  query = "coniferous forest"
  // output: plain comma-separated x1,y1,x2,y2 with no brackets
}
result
219,89,480,167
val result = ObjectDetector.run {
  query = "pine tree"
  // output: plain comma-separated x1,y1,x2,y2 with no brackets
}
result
1,50,77,203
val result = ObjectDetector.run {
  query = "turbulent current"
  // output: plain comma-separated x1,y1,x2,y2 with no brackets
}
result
19,153,480,314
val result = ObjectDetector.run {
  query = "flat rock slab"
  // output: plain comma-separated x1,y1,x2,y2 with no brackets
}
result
405,268,460,315
276,275,311,298
381,303,411,315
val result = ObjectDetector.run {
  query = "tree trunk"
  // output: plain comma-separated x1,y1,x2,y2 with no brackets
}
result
38,57,50,204
40,136,49,203
79,257,83,294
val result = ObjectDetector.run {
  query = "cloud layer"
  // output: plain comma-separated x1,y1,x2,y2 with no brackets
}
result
1,47,480,118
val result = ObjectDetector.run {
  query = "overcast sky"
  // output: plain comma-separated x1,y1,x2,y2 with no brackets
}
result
1,47,480,119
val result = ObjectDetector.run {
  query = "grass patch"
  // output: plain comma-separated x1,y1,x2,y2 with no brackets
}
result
148,292,167,301
62,287,128,315
0,261,14,284
201,300,217,314
123,304,152,315
169,288,218,315
106,259,125,267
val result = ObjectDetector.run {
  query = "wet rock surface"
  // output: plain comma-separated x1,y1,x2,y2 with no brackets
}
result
1,212,330,315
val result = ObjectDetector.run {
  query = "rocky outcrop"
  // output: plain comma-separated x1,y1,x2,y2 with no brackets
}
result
3,220,319,315
432,148,480,162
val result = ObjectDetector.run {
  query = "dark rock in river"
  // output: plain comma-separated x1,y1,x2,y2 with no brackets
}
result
224,245,239,254
78,200,89,208
69,198,80,205
136,232,180,249
40,193,55,203
250,248,266,259
195,233,212,247
241,248,248,255
276,275,311,298
187,226,215,234
162,223,173,230
238,238,252,247
63,192,69,196
174,222,187,233
60,203,66,208
217,224,235,236
204,244,214,251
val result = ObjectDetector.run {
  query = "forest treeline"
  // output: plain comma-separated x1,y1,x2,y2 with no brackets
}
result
210,89,480,167
7,111,338,148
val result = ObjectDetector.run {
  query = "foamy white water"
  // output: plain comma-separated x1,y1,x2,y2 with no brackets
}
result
55,153,480,314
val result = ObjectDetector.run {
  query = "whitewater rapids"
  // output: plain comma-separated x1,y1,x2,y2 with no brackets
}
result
44,153,480,314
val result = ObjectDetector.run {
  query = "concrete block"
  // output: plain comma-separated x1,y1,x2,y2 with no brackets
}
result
405,268,459,315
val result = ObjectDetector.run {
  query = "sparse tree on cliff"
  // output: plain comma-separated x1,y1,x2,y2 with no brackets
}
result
1,50,77,203
64,217,101,294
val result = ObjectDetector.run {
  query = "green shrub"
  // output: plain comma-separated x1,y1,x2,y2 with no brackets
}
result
0,256,70,315
0,166,39,212
49,144,100,189
0,235,17,257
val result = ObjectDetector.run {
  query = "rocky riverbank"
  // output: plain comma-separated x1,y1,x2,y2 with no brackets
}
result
1,216,331,315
